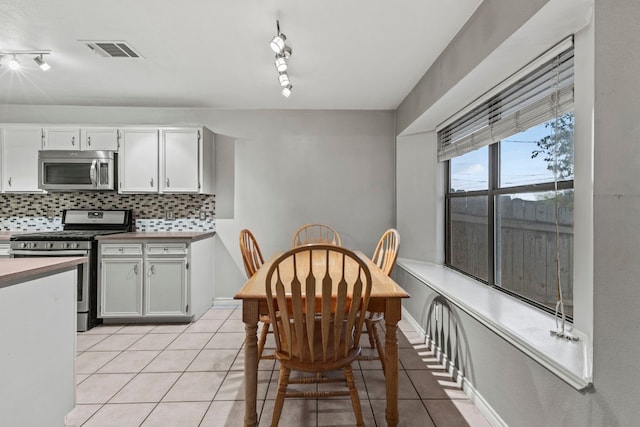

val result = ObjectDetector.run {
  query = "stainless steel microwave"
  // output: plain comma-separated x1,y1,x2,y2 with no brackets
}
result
38,150,116,191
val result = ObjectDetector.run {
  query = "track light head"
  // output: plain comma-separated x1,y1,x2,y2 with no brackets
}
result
8,55,20,70
33,54,50,71
274,55,287,72
281,84,292,98
270,33,287,54
278,72,290,87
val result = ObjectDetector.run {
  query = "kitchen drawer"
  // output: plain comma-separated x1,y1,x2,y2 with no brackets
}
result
101,243,143,256
146,243,188,256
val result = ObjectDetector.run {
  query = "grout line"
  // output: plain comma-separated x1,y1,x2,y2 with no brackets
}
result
69,306,485,426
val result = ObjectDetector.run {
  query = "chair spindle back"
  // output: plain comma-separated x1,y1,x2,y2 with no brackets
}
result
291,223,342,248
265,245,372,366
239,229,265,278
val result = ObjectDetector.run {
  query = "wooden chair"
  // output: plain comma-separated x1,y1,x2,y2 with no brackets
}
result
361,228,400,374
265,245,372,427
239,229,274,360
291,223,342,247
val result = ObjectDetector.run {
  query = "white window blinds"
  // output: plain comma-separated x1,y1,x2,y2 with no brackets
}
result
437,40,574,162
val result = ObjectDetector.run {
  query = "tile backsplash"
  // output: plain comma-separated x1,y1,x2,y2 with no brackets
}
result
0,192,215,231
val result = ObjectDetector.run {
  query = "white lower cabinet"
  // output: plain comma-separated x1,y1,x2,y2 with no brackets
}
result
99,241,189,319
100,258,144,317
145,258,188,316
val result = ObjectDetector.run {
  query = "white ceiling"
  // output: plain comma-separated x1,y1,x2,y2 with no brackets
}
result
0,0,481,110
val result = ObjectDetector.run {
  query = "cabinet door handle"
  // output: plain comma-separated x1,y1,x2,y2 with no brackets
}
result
87,136,91,146
166,178,170,187
8,177,11,187
149,264,155,275
71,136,75,146
150,178,154,187
133,264,138,274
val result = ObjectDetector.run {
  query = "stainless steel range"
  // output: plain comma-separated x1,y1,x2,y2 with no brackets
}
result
10,209,133,331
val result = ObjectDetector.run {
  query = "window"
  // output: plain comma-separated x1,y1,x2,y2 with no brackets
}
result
441,41,575,317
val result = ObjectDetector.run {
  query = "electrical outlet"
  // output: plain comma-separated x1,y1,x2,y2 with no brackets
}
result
165,209,175,220
199,210,206,220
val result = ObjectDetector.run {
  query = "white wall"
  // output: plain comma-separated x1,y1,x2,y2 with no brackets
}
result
592,0,640,423
0,107,396,301
215,110,396,299
391,0,640,424
396,132,443,263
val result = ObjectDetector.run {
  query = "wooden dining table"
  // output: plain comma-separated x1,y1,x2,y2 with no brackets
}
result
234,249,410,426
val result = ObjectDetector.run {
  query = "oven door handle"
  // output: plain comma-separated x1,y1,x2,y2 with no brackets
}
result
89,159,98,188
12,250,90,257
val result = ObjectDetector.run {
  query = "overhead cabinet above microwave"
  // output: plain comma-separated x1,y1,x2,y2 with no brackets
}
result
43,126,119,151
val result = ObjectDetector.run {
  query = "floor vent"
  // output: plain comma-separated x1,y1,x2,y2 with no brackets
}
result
82,41,143,58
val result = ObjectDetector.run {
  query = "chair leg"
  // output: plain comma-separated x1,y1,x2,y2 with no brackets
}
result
344,365,364,427
365,318,376,348
257,321,270,360
271,365,290,427
370,320,386,375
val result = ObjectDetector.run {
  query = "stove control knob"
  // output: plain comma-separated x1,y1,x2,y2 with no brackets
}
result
21,242,28,249
64,242,71,249
46,242,54,249
74,243,81,249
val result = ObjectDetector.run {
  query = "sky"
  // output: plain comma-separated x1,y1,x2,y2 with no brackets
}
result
450,118,571,194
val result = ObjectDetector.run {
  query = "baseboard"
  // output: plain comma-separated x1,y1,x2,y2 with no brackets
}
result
401,306,427,338
401,306,507,427
462,379,509,427
213,297,241,307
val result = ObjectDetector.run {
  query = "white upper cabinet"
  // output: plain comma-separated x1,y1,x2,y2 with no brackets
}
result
119,126,214,195
1,127,44,193
0,123,214,194
43,126,119,151
118,128,159,193
82,128,119,151
43,127,80,150
161,129,200,193
160,126,215,195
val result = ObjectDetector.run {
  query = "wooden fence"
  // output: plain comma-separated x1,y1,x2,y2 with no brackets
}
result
450,196,573,315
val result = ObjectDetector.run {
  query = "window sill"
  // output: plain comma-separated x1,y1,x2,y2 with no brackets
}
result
396,258,592,391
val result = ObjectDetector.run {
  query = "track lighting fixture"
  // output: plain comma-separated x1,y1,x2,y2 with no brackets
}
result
0,50,52,71
269,20,294,97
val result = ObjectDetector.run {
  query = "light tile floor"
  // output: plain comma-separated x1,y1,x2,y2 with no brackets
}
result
65,306,491,427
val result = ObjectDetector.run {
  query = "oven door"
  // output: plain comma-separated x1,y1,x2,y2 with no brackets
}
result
12,249,91,317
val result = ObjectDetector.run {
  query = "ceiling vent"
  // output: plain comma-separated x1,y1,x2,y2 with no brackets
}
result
82,41,143,58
